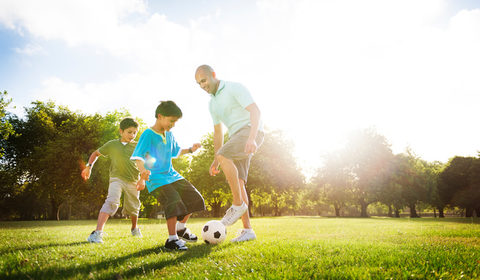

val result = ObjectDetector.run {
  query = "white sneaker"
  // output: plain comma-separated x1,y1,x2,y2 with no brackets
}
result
231,229,256,242
87,230,104,243
131,228,143,238
221,202,248,226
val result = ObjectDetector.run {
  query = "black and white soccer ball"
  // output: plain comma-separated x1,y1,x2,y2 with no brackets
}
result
202,220,226,244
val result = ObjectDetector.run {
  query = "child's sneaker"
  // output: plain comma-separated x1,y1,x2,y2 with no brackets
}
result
164,238,188,251
177,227,198,243
221,202,248,226
131,228,143,238
230,229,256,242
87,230,104,243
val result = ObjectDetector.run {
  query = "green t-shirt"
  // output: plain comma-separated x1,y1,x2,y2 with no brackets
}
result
98,139,139,182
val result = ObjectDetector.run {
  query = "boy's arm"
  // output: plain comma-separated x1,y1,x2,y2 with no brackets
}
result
81,150,102,181
178,143,202,156
134,159,150,191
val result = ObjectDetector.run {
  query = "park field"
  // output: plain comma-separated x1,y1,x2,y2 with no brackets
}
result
1,217,480,279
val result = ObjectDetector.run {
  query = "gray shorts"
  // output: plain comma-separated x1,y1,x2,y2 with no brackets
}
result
100,177,141,216
217,125,264,182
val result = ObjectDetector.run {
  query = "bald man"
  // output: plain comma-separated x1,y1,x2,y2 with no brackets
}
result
195,65,264,242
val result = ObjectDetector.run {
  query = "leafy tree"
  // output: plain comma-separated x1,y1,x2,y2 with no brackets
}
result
187,133,230,217
439,156,477,217
248,129,304,216
342,128,394,217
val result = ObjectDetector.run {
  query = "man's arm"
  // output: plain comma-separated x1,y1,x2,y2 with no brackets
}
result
244,103,261,154
134,159,150,191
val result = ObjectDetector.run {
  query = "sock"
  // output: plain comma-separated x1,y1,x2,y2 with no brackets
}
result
168,234,178,241
243,228,254,233
177,222,186,231
233,202,245,209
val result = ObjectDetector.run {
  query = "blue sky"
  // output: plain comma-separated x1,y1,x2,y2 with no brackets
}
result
1,0,479,175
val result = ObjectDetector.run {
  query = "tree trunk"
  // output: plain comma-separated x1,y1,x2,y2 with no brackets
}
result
50,198,61,221
246,187,253,217
359,200,369,217
475,207,480,217
388,205,393,217
465,207,474,217
334,205,341,217
438,207,445,218
433,208,437,218
409,203,419,218
394,209,400,218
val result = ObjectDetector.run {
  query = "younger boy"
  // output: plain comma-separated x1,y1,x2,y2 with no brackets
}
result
131,101,205,251
81,117,142,243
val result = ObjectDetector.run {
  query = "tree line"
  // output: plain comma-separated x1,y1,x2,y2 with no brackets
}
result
1,91,479,220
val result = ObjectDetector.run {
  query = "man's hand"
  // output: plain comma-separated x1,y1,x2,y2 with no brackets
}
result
209,160,220,176
81,167,91,181
244,138,258,154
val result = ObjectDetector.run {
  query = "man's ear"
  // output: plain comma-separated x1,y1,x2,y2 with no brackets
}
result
212,71,216,79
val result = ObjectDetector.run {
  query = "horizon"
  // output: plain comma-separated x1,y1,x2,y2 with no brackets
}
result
1,0,479,175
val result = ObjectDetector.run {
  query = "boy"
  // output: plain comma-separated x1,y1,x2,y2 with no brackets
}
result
131,101,205,251
81,117,143,243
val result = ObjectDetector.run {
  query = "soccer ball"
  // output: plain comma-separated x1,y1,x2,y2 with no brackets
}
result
202,220,226,244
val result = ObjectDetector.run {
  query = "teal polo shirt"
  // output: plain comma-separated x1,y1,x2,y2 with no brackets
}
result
209,80,264,135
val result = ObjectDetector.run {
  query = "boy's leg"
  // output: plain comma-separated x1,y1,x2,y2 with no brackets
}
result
164,215,187,250
130,215,138,230
96,212,110,231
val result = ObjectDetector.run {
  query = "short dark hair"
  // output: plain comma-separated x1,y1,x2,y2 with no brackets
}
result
119,117,139,130
155,101,182,118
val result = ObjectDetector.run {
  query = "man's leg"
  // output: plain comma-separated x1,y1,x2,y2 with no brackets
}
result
239,179,252,229
217,154,243,206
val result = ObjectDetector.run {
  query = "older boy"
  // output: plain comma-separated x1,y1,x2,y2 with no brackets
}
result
131,101,205,251
82,117,142,243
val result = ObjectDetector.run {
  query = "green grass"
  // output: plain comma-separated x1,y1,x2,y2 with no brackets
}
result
1,217,479,279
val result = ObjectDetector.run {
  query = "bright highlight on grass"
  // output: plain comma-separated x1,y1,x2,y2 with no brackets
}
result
1,217,479,279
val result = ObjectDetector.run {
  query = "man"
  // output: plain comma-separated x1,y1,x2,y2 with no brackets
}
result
195,65,264,242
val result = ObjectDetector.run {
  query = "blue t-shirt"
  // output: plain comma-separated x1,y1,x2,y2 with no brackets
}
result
130,128,183,192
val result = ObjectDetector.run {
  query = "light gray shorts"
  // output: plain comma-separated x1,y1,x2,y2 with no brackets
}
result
217,126,264,182
100,177,141,216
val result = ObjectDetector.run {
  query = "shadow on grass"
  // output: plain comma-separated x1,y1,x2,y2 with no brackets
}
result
1,242,233,280
0,241,89,256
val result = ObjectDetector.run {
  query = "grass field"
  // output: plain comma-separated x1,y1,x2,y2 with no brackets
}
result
1,217,479,279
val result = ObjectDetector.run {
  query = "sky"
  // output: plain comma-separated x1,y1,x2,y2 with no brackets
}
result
1,0,479,177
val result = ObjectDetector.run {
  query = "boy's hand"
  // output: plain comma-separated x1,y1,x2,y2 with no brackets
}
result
140,169,151,181
209,160,220,176
191,143,202,152
81,167,91,181
136,180,146,191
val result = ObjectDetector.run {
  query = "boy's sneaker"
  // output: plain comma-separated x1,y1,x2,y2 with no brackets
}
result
221,202,248,226
131,228,143,238
164,238,188,251
231,229,256,242
177,227,198,242
87,230,104,243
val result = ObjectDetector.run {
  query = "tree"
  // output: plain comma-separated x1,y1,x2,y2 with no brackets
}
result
342,128,394,217
187,133,230,217
439,156,477,217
